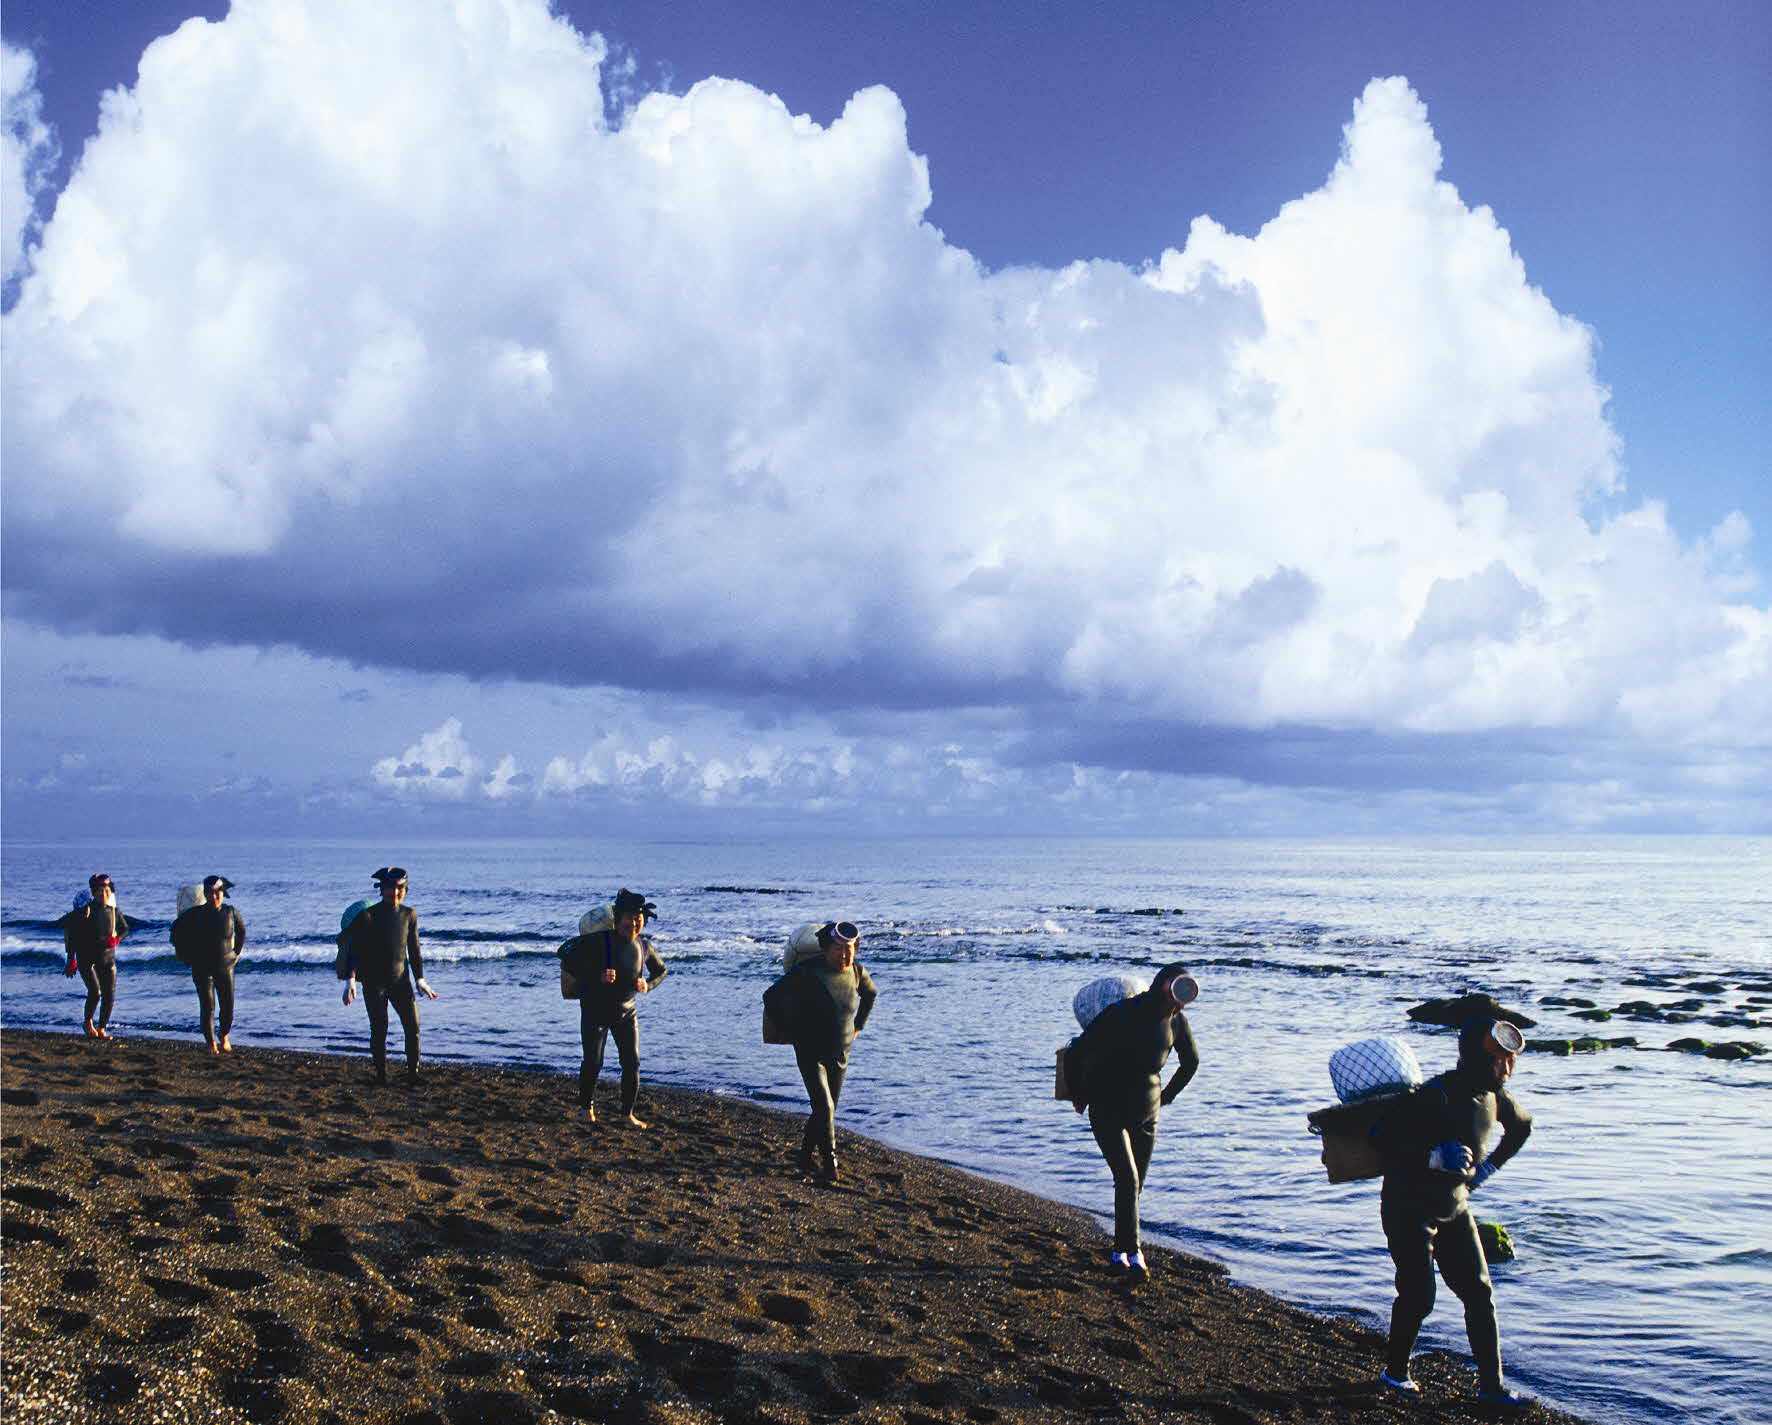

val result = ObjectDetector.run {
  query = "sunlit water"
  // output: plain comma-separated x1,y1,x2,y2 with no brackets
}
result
4,836,1768,1424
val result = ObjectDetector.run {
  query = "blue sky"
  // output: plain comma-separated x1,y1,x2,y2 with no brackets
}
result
2,0,1767,837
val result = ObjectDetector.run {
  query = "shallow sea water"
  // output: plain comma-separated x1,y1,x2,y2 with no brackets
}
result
4,834,1768,1424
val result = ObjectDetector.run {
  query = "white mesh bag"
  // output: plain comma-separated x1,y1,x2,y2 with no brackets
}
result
1329,1037,1423,1103
1072,974,1150,1030
176,884,204,915
578,904,614,937
784,923,825,970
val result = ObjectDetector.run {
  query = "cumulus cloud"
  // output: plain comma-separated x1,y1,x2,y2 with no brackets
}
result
2,0,1766,776
371,717,489,800
2,41,56,282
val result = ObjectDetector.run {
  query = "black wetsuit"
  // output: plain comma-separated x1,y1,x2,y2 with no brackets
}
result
171,903,245,1044
559,931,667,1113
1371,1066,1533,1389
1074,991,1200,1255
61,903,130,1030
763,959,877,1167
341,902,425,1079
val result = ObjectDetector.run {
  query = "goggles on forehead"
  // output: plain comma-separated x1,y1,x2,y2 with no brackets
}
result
1164,973,1200,1008
1487,1021,1525,1055
823,921,860,945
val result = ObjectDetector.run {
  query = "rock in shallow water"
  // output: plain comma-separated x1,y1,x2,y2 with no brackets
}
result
1406,994,1537,1029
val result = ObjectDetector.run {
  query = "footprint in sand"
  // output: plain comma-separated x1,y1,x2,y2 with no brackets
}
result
462,1305,510,1333
758,1292,816,1326
84,1363,141,1405
344,1327,419,1359
447,1390,537,1425
145,1275,213,1306
203,1267,272,1291
36,1305,92,1335
445,1262,505,1288
61,1266,102,1293
246,1317,310,1377
3,1183,78,1212
134,1138,199,1161
219,1374,288,1424
3,1219,68,1247
441,1349,501,1377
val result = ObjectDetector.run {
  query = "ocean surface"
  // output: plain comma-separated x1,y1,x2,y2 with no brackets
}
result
3,835,1768,1425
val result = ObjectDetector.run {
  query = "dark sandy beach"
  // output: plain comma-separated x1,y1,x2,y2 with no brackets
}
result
2,1029,1584,1424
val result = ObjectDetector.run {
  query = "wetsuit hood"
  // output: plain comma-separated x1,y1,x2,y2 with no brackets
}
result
1458,1017,1499,1066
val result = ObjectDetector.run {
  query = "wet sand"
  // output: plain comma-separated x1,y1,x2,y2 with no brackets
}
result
1,1029,1582,1423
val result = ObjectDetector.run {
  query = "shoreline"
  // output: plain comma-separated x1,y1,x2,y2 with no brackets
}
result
2,1029,1584,1423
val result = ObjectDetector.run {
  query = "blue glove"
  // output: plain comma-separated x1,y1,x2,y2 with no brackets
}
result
1427,1140,1473,1174
1471,1157,1499,1190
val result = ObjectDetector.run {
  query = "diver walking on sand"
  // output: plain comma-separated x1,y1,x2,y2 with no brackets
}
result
338,867,438,1086
559,889,668,1128
1068,963,1199,1279
764,920,876,1185
1370,1015,1535,1411
60,873,130,1039
171,875,246,1053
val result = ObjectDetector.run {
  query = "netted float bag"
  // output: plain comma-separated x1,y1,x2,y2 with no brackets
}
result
1329,1037,1422,1104
176,884,204,915
783,923,827,971
578,904,614,937
1072,974,1150,1030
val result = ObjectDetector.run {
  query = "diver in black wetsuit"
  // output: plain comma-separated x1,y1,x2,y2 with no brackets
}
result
560,889,668,1128
339,868,438,1086
61,873,130,1039
763,921,876,1184
171,875,246,1053
1072,963,1199,1279
1370,1016,1534,1411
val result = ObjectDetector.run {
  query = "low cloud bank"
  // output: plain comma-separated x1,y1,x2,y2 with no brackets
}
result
3,0,1766,774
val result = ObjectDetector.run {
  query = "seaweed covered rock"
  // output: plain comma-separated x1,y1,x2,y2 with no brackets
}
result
1478,1221,1516,1264
1703,1042,1767,1061
1406,994,1537,1030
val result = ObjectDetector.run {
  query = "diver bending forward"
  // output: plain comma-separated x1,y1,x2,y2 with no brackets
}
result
1370,1016,1534,1409
1074,963,1199,1278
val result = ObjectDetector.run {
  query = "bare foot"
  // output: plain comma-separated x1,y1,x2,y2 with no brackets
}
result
84,1022,102,1039
219,1036,233,1052
95,1027,113,1040
623,1113,649,1130
207,1041,220,1055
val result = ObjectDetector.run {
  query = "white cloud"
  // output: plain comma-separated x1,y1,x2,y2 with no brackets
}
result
371,717,485,799
1,1,1765,776
2,41,56,282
